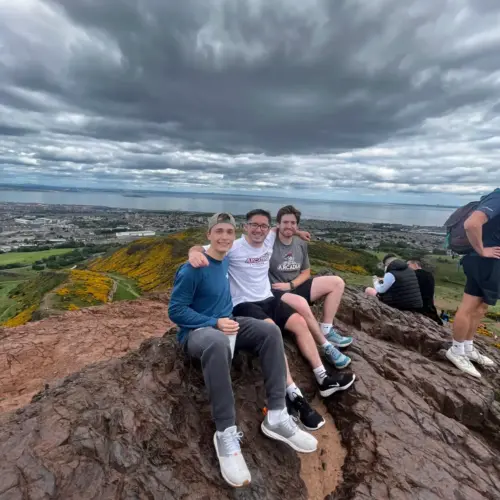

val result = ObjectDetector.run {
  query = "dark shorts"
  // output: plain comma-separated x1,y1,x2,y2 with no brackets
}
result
462,254,500,305
232,296,296,332
272,278,314,305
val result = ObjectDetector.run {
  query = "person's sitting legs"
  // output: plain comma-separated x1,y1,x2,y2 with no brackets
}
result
278,291,352,369
186,318,318,486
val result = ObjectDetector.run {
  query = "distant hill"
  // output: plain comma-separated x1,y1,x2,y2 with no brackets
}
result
88,228,207,291
0,229,380,327
89,229,379,291
2,271,68,327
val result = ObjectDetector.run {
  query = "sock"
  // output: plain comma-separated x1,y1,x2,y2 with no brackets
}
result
320,323,332,335
464,340,474,353
321,341,330,350
286,383,303,401
267,408,286,425
451,339,465,356
313,364,328,383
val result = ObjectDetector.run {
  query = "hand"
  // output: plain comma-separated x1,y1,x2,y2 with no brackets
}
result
296,230,311,242
189,251,209,268
480,247,500,259
272,282,292,291
217,318,239,334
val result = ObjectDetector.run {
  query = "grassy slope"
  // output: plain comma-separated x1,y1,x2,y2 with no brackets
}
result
1,271,68,326
88,228,207,292
0,248,73,266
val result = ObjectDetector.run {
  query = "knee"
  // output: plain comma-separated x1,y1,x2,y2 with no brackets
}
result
331,275,345,291
205,333,231,356
261,321,283,345
292,295,314,318
287,313,308,336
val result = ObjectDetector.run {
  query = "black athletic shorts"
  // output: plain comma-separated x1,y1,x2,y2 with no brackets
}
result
462,254,500,305
272,278,314,305
232,296,296,332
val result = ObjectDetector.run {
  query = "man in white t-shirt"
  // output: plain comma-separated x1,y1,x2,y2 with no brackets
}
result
188,209,355,431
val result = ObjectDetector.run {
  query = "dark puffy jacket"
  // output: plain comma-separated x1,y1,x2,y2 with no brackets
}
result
379,260,423,311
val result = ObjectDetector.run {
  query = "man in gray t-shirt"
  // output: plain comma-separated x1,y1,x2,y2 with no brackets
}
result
270,205,354,351
269,236,309,285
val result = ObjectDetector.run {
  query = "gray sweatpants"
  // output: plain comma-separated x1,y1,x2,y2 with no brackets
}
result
186,316,286,431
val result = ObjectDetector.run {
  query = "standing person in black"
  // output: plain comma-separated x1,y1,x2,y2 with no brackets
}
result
407,259,443,325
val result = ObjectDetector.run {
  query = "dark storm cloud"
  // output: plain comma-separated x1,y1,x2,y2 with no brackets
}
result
1,0,500,197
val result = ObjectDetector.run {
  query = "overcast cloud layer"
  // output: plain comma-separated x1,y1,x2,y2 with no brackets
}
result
1,0,500,204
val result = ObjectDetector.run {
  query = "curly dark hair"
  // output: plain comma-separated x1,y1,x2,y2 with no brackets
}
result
276,205,301,224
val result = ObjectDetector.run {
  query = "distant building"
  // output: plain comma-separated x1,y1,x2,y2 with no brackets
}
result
116,231,156,239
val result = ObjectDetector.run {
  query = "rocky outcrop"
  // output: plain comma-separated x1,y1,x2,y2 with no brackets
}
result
323,287,500,500
0,287,499,499
0,299,172,413
0,330,344,500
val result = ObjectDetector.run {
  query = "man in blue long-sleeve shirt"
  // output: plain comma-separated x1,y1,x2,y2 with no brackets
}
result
169,212,317,489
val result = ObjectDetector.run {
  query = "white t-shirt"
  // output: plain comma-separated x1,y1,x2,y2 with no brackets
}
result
204,232,276,306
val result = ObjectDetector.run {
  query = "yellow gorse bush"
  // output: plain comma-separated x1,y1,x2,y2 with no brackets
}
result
89,235,196,292
3,305,38,328
56,270,113,306
332,263,369,275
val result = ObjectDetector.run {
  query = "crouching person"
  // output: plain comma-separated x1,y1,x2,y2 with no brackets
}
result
168,212,317,488
365,254,423,312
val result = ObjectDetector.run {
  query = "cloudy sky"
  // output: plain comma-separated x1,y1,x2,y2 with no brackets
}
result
1,0,500,205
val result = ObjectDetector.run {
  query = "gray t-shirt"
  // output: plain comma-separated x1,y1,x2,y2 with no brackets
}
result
269,236,310,284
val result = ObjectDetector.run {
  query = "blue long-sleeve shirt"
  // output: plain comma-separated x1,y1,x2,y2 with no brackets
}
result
168,255,233,343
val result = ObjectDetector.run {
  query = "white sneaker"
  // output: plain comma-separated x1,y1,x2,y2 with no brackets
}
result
466,348,495,367
261,408,318,453
446,348,481,378
213,426,251,488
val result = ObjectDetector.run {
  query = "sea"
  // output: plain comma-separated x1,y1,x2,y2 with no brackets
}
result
0,189,455,227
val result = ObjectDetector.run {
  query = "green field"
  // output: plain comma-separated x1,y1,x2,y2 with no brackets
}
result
0,249,73,266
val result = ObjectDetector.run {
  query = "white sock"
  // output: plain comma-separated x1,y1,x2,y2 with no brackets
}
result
267,408,286,425
313,364,327,383
286,383,303,401
321,341,330,350
464,340,474,353
451,340,465,356
320,323,332,335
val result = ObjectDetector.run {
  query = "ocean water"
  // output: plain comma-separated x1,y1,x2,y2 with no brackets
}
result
0,190,454,227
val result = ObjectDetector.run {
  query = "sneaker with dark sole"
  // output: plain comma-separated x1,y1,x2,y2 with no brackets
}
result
286,394,325,431
318,373,356,397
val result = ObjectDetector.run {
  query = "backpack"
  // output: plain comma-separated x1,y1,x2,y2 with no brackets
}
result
444,201,480,254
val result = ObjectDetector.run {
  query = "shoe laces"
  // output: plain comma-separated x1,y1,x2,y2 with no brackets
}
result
281,411,299,434
324,344,341,360
328,329,343,341
220,427,243,455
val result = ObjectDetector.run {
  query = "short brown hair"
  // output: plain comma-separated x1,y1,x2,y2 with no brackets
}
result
277,205,301,224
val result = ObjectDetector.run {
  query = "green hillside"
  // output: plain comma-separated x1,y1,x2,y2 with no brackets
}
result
1,272,68,327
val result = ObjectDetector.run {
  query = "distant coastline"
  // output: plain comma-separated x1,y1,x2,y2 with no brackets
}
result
0,183,459,210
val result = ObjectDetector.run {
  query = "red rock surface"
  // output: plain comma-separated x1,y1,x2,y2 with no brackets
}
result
0,299,172,414
1,285,500,499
